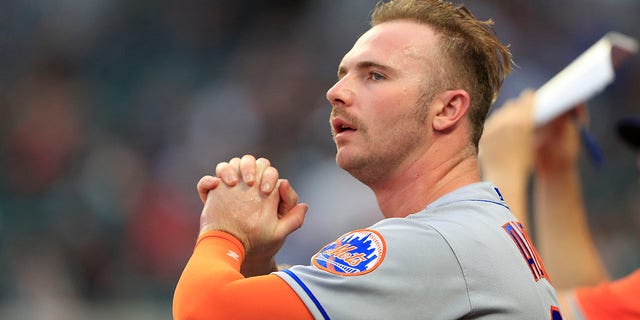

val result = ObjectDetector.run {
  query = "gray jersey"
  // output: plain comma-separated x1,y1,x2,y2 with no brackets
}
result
275,182,562,320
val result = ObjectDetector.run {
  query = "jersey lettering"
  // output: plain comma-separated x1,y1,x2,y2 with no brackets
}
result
503,221,549,282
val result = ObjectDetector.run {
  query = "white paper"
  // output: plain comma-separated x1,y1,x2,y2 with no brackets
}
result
534,32,638,126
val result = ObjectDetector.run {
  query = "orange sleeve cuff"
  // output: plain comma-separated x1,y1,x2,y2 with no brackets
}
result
196,230,246,265
173,230,313,320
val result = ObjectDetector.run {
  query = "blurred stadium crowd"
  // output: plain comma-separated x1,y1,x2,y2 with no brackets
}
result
0,0,639,319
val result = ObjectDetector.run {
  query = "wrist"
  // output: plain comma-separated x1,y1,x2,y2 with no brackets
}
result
240,256,278,277
535,159,578,180
199,224,250,251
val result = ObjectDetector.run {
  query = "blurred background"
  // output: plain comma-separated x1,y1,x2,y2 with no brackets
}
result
0,0,638,319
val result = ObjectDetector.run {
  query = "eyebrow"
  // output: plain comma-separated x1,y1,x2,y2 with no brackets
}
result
337,61,393,79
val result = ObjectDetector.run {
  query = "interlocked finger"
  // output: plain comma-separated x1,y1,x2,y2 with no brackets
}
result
216,157,241,186
240,155,257,186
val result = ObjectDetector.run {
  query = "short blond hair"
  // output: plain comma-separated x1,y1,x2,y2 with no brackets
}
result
371,0,512,148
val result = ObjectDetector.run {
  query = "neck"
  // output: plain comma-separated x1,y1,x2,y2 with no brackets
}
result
370,144,481,218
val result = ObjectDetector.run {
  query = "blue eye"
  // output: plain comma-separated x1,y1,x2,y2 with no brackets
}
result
369,72,385,81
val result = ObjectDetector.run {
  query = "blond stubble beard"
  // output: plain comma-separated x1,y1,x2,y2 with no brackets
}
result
335,95,431,187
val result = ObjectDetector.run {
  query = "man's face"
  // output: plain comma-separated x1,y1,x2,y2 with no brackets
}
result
327,20,443,185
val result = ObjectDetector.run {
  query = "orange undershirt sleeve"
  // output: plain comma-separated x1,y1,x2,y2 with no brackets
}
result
173,230,313,320
574,269,640,320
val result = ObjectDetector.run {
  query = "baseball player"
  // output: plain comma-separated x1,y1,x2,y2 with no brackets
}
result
173,0,563,319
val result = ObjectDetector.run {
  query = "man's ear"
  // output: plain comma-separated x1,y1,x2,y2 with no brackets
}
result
432,90,470,131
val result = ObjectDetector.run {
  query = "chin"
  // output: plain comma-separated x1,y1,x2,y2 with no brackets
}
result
335,153,349,171
335,148,355,168
335,152,366,179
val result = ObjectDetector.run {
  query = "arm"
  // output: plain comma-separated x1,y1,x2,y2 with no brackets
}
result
479,90,535,228
532,112,609,290
173,230,313,319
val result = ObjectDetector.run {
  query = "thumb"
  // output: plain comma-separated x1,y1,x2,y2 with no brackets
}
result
197,175,219,204
277,179,299,217
275,203,308,238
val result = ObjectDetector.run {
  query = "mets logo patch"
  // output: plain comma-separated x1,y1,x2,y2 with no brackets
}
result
312,229,386,276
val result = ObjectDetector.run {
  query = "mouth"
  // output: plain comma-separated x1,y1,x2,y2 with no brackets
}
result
332,118,357,135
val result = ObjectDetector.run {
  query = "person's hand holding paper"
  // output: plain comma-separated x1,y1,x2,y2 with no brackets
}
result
534,32,638,126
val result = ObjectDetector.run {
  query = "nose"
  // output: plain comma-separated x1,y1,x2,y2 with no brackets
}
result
326,77,353,108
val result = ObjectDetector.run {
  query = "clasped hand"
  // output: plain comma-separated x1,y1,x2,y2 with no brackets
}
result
197,155,308,275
